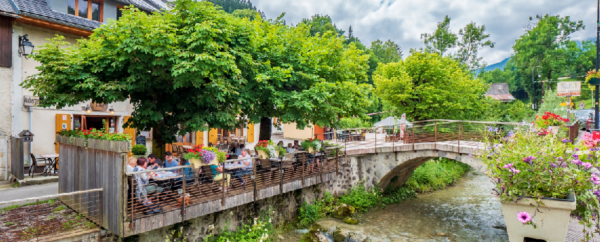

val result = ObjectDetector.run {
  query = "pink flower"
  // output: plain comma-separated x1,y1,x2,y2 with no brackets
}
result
517,211,532,224
509,168,520,174
591,175,600,185
503,163,514,169
572,159,583,166
583,162,593,169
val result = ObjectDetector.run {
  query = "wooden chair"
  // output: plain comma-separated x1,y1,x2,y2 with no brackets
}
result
200,165,221,193
178,146,186,155
226,137,233,146
171,144,179,156
257,159,278,185
239,136,246,145
281,153,295,170
217,135,223,144
28,154,48,178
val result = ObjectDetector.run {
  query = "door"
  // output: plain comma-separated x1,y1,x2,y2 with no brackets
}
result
314,125,324,141
123,116,136,157
247,123,254,143
55,114,72,154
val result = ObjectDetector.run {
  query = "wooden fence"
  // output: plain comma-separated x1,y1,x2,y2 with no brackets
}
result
58,139,128,236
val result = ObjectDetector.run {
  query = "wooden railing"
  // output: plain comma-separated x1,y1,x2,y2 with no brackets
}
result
124,148,340,232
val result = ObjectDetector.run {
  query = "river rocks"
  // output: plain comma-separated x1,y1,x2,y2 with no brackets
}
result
343,217,359,225
333,204,355,218
318,219,369,242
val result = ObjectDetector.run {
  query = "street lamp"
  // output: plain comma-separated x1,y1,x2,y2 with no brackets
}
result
18,34,35,58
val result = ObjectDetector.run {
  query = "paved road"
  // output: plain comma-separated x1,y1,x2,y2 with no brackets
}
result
0,182,58,208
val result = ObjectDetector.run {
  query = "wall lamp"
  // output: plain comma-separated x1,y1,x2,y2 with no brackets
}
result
18,34,35,59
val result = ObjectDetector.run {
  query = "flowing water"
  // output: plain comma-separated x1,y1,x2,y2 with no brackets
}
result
283,172,509,242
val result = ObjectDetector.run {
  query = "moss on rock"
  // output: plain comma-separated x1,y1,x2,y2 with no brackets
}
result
342,217,358,225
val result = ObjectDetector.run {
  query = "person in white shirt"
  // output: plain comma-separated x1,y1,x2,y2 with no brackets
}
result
127,157,137,174
286,143,295,154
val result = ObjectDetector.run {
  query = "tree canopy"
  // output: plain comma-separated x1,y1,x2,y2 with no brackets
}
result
22,0,371,154
374,51,487,121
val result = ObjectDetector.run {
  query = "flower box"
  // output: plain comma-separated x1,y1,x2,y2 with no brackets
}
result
502,195,575,242
257,150,269,159
588,77,600,85
56,135,130,153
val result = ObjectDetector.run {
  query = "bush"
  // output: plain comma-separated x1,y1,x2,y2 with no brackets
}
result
382,187,416,205
205,217,274,242
337,181,382,212
404,158,471,193
131,144,147,155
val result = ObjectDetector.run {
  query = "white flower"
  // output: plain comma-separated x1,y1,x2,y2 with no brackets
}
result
268,218,271,223
267,145,278,158
314,141,321,151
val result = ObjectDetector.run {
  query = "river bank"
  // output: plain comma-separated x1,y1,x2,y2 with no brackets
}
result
281,171,509,242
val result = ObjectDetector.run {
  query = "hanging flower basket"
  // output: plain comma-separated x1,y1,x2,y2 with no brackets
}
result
585,70,600,85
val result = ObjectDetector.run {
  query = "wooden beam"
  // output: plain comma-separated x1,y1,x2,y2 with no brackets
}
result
16,16,92,37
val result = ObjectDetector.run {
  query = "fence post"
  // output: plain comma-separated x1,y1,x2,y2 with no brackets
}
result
336,148,339,175
458,123,462,154
412,126,415,152
301,154,305,187
99,191,103,226
434,123,438,151
130,177,134,230
221,176,226,206
392,125,395,154
36,199,39,242
181,175,186,220
374,127,377,155
253,158,257,202
279,160,283,194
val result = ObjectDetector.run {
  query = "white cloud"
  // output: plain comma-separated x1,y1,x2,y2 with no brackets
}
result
252,0,596,65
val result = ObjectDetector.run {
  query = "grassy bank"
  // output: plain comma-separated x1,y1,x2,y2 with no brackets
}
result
404,158,472,193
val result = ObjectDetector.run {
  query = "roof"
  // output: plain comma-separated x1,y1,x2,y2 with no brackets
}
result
7,0,169,30
0,0,17,15
485,83,516,102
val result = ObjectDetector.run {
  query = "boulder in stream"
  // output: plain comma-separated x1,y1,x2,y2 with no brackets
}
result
343,217,359,225
333,204,356,219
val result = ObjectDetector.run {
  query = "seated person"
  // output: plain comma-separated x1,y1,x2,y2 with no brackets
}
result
286,143,295,153
178,157,195,184
292,140,301,150
164,152,178,168
133,157,163,214
147,154,163,170
210,163,231,191
127,157,137,173
235,144,243,157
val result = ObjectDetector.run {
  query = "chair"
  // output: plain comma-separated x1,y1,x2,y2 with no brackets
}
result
226,137,233,146
228,154,238,160
200,165,221,193
217,135,223,144
171,144,179,156
178,146,186,155
281,153,295,169
257,159,278,185
239,136,246,145
28,154,48,178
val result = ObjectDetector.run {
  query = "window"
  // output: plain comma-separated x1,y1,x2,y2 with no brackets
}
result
116,5,123,20
68,0,103,22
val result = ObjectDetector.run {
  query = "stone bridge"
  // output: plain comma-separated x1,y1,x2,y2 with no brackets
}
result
332,138,485,192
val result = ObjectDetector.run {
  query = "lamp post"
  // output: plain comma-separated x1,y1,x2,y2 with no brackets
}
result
18,34,35,58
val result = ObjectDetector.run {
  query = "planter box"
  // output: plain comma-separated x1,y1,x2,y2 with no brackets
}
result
502,195,576,242
56,135,130,153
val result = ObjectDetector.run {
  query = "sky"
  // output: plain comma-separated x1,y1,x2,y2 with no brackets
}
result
252,0,597,65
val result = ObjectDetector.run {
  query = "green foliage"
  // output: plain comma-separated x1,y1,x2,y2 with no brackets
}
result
374,51,488,121
232,8,260,20
206,217,274,242
512,14,585,104
205,0,260,14
1,199,57,213
381,187,416,205
404,158,472,193
455,22,495,71
337,117,372,129
369,39,402,64
483,99,535,123
132,144,147,155
536,89,569,118
421,15,457,56
53,205,67,212
337,181,382,212
300,14,345,37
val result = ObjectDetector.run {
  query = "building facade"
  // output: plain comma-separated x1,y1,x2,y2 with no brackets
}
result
0,0,168,180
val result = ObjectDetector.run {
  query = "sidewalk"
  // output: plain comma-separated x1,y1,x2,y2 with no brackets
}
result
0,182,58,208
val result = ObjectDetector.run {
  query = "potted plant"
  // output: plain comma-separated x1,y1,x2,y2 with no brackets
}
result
255,140,275,159
301,139,321,154
477,128,600,242
131,144,147,158
203,146,228,163
586,70,600,85
533,112,568,135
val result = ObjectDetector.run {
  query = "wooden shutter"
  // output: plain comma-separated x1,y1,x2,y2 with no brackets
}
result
55,114,72,153
0,16,12,67
208,128,218,144
198,131,205,145
123,116,136,157
247,123,254,143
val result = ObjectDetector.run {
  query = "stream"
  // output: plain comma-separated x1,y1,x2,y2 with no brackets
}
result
284,172,509,241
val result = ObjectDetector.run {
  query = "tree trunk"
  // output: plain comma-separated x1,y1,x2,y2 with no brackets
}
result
258,117,272,141
151,123,165,160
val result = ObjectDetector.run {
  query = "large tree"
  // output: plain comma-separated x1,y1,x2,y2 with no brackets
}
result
374,51,487,121
240,17,372,140
456,22,495,71
22,0,258,158
421,15,457,56
300,14,345,37
512,14,584,106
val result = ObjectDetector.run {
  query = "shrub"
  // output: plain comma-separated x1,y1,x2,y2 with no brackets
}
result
206,217,274,242
404,158,471,193
382,187,416,205
131,145,147,155
337,181,382,212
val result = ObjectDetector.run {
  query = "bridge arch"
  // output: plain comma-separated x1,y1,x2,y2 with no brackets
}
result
353,149,485,192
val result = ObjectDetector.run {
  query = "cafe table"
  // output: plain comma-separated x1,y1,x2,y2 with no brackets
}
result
151,172,183,191
181,145,193,150
40,154,59,176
